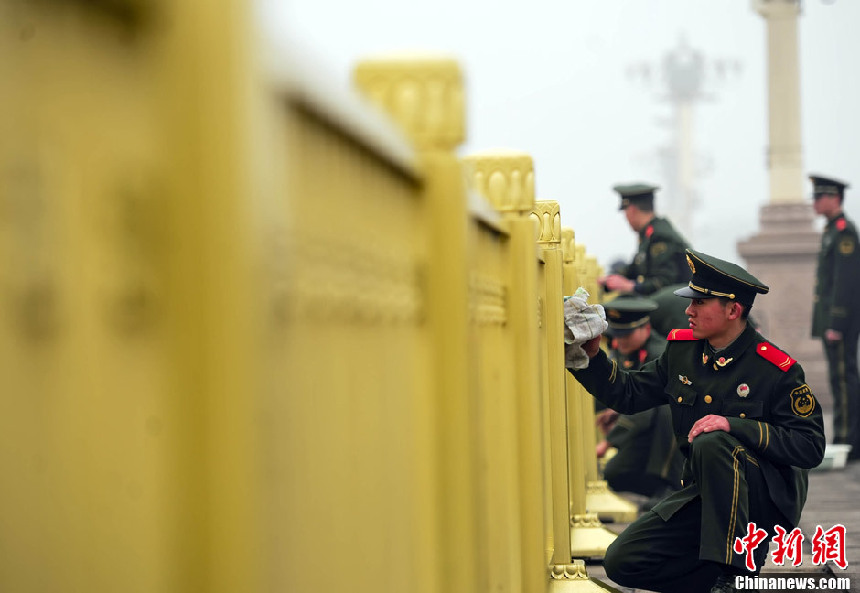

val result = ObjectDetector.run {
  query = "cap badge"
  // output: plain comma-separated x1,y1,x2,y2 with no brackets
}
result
608,309,621,319
679,375,692,386
686,254,696,274
737,384,750,398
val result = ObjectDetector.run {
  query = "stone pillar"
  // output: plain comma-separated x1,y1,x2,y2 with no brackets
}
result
738,0,827,403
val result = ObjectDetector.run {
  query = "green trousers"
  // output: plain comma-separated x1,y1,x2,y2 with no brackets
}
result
603,431,789,593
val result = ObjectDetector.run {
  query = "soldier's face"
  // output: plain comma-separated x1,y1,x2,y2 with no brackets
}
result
684,298,732,340
813,194,840,217
623,205,644,232
615,325,650,354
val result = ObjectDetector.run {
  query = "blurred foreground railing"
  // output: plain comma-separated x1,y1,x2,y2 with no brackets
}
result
0,3,627,591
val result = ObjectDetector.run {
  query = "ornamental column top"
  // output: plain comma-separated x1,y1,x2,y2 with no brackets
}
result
463,150,536,214
752,0,801,18
354,55,465,151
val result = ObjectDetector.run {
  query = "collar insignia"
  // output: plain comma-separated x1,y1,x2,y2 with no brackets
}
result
737,383,750,398
714,356,734,370
623,360,634,369
702,353,709,365
679,375,692,386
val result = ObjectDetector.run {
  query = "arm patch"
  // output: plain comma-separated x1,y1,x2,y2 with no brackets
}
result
790,384,816,417
756,342,797,372
650,242,668,257
667,329,695,341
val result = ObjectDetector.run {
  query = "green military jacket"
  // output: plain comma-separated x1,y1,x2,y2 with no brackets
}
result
620,216,690,295
812,212,860,337
607,331,683,486
571,325,826,526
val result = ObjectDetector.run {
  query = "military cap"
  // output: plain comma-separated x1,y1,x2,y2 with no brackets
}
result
809,174,850,199
673,249,769,307
613,182,659,210
603,296,659,336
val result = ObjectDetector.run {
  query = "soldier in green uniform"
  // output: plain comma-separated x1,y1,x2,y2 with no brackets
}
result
569,249,825,593
597,297,683,506
600,183,691,336
810,174,860,460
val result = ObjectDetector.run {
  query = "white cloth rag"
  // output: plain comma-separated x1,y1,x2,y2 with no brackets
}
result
563,287,608,370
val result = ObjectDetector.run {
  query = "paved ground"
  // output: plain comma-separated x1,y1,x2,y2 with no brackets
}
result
582,457,859,592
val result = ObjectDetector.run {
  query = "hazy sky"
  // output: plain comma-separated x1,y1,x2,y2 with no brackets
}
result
260,0,860,269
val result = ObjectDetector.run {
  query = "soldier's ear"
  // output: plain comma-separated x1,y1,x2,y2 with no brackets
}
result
726,301,744,321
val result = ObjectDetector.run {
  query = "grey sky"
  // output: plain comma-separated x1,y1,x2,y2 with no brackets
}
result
261,0,860,270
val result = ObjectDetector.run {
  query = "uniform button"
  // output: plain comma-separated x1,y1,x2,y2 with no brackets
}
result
704,395,713,404
740,413,746,419
677,396,683,403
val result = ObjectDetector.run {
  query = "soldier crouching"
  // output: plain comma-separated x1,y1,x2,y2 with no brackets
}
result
568,249,826,593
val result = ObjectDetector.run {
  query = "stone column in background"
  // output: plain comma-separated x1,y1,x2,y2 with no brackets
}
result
738,0,827,406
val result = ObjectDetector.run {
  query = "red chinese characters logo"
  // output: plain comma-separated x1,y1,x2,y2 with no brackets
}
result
811,524,847,570
733,523,847,571
733,522,769,571
770,526,804,567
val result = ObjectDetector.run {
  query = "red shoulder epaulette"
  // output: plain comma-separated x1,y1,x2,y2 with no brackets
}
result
645,224,654,238
836,219,847,231
667,329,695,341
756,342,797,372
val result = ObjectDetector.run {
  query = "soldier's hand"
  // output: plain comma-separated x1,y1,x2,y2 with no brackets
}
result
583,336,602,358
596,439,611,458
687,414,730,443
825,329,843,342
595,409,619,435
601,274,636,293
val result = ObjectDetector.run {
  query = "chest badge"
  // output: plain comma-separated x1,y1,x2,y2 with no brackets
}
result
737,383,750,398
679,375,693,386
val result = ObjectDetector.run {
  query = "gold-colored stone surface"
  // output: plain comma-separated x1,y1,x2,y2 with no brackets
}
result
550,560,589,580
549,560,619,592
463,150,536,214
586,480,640,524
561,228,576,264
532,200,561,244
354,55,464,150
570,513,617,560
468,272,507,326
285,231,424,325
571,513,605,529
